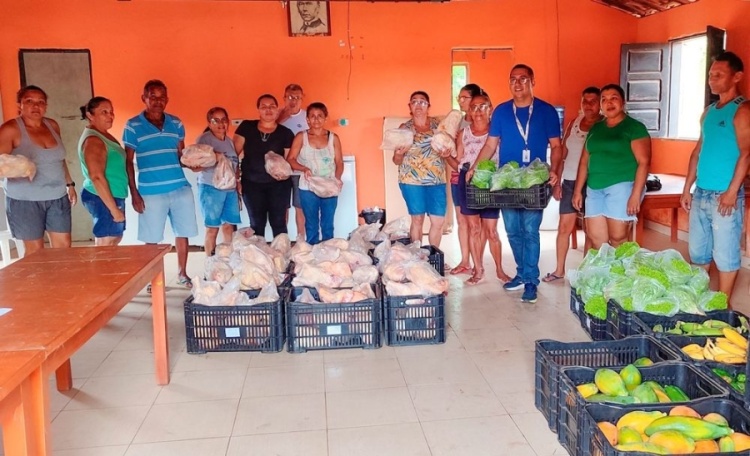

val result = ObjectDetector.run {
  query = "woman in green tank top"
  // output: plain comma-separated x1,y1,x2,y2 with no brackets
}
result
78,97,129,246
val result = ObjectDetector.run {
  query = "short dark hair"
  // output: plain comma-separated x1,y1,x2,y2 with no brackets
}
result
409,91,430,104
600,84,625,100
143,79,167,95
307,102,328,118
206,106,228,122
17,85,47,103
256,94,278,108
472,93,492,107
460,84,482,98
79,96,111,120
285,84,304,93
714,51,744,73
582,86,601,97
510,64,534,79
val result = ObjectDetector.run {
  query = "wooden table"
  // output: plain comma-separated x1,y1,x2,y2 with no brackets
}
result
636,173,686,243
0,245,170,454
0,350,44,456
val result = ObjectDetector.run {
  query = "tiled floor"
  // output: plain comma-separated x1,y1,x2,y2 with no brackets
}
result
3,227,750,455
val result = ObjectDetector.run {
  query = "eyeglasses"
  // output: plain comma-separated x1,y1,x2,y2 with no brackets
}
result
286,95,302,101
210,117,229,125
457,96,472,102
410,100,429,107
22,99,47,107
470,104,491,112
509,76,531,85
259,105,278,110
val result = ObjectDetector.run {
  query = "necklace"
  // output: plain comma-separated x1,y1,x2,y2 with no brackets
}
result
260,132,270,142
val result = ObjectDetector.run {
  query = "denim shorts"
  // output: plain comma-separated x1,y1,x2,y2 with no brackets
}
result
138,185,198,243
689,186,744,272
451,182,460,206
81,189,126,238
399,183,447,217
291,175,302,209
198,184,241,228
585,181,640,222
560,179,584,215
6,195,71,240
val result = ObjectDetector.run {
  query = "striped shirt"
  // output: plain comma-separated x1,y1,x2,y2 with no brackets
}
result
122,112,188,196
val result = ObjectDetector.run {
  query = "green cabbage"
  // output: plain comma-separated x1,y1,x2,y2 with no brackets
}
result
584,295,607,320
476,159,497,172
699,291,729,312
471,169,493,189
614,242,640,259
643,296,680,316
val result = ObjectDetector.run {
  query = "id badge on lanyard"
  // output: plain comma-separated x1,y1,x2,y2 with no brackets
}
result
513,102,533,164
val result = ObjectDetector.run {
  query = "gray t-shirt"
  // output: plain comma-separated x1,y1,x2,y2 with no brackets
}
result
196,131,239,187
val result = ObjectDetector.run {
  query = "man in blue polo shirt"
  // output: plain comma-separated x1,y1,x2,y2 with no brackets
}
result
124,79,198,288
468,64,562,303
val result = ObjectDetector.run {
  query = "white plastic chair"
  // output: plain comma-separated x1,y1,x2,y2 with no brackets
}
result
0,209,24,267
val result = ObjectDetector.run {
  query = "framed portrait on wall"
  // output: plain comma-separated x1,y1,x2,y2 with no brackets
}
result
288,1,331,37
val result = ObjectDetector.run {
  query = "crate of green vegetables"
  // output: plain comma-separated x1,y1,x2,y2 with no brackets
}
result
706,362,748,403
467,159,552,210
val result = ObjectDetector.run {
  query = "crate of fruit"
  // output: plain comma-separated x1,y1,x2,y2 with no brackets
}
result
583,398,750,456
534,336,681,434
184,292,284,354
380,285,445,347
704,362,748,404
656,325,748,367
631,309,750,338
558,361,730,456
285,286,381,353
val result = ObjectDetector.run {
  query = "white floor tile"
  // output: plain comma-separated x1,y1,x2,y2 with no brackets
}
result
328,423,431,456
54,447,128,456
398,351,487,386
65,374,161,410
325,357,405,392
326,387,418,429
133,399,238,443
51,406,150,450
409,382,506,421
124,438,229,456
227,431,328,456
233,393,327,435
155,369,247,403
242,364,324,397
422,415,537,456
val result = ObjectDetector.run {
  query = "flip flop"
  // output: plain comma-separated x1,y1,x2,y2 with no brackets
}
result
177,276,193,289
450,265,472,275
542,273,564,283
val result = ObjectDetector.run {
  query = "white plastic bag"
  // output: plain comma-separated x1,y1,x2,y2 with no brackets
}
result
0,154,36,180
181,144,216,167
264,151,292,180
383,216,410,235
437,109,463,138
380,128,414,150
430,131,456,156
308,176,342,198
213,155,236,190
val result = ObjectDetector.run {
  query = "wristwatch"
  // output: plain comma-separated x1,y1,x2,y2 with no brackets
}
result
66,182,76,188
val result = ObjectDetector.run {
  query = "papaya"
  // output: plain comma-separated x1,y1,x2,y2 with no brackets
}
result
617,426,643,445
702,412,729,427
693,439,720,453
664,385,690,402
576,383,598,398
597,422,618,446
619,364,642,392
719,435,735,452
647,430,695,453
595,368,629,397
614,442,668,454
617,411,666,434
642,381,666,395
730,432,750,451
631,384,659,404
653,388,672,403
645,416,732,440
587,394,638,405
633,357,654,367
669,405,701,418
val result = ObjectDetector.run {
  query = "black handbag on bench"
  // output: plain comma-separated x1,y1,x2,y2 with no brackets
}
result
645,174,662,192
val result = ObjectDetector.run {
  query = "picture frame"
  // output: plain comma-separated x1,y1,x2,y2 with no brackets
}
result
288,1,331,37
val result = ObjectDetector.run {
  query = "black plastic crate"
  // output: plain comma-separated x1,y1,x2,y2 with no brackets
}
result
465,183,552,210
631,309,749,337
425,245,445,276
285,287,381,353
380,285,446,346
700,361,748,404
558,361,730,456
606,299,636,340
570,287,583,319
584,398,750,456
582,313,610,342
184,294,284,354
534,336,681,434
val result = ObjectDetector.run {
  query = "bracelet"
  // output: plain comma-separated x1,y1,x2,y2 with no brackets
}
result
66,182,76,188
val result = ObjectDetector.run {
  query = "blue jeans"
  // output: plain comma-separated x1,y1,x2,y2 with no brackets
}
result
689,186,744,272
501,208,544,286
299,189,338,245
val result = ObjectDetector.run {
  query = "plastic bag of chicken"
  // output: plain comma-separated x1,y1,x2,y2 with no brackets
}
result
264,151,292,180
213,155,236,190
0,154,36,180
181,143,216,168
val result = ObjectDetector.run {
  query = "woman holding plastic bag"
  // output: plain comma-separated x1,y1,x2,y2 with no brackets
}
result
195,107,241,256
287,102,343,245
233,94,294,238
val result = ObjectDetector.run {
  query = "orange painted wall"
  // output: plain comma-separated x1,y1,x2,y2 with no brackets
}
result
0,0,635,211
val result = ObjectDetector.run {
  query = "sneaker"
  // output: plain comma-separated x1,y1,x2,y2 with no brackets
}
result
503,276,525,291
522,283,538,303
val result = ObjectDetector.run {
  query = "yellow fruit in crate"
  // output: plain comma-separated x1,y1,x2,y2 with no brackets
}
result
722,327,748,349
669,406,701,418
577,383,599,398
715,339,746,357
633,357,654,367
616,411,666,434
702,412,729,427
720,436,735,452
617,426,643,445
595,368,629,397
597,422,618,446
619,364,642,392
614,442,668,454
647,430,696,453
653,388,672,403
730,432,750,451
693,439,720,453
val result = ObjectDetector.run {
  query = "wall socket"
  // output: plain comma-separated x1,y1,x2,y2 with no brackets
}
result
231,119,242,126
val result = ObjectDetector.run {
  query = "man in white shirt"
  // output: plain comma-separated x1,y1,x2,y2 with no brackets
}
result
278,84,309,241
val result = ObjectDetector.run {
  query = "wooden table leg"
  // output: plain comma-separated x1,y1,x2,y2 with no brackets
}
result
671,208,678,242
55,359,72,392
24,367,49,455
151,265,170,385
1,388,29,456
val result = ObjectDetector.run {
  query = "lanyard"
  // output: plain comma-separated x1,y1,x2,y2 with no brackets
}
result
512,101,533,149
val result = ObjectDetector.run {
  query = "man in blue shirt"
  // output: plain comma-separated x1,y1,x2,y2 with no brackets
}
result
124,80,198,289
681,51,750,303
468,64,562,303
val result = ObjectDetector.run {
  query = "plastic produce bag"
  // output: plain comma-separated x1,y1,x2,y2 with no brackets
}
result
351,223,382,243
642,295,680,317
0,154,36,180
578,243,616,271
308,176,342,198
667,285,702,315
603,276,635,307
576,266,612,304
380,128,414,150
519,159,550,188
383,216,410,236
242,280,280,306
264,151,292,180
214,243,232,258
270,233,292,255
347,232,373,254
205,256,233,284
632,276,667,312
430,131,456,156
698,290,729,312
471,169,494,189
436,109,462,138
686,267,710,296
312,244,341,262
656,249,693,285
213,155,236,190
231,227,255,250
489,166,523,191
181,144,216,168
192,278,222,305
405,261,449,295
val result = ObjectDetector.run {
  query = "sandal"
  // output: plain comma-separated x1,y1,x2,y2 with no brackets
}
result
542,272,564,283
466,270,484,285
450,265,472,276
177,276,193,289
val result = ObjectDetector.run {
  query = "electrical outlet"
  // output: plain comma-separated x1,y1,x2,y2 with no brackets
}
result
231,119,242,126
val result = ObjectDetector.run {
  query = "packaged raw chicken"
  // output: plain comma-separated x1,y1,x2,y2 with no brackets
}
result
437,109,463,138
212,155,236,190
430,131,456,156
181,144,216,168
270,233,292,255
235,261,274,290
308,176,342,198
192,278,223,305
292,263,344,288
320,238,349,250
352,265,379,285
264,151,292,180
405,261,449,295
231,227,255,250
312,244,341,262
382,217,410,236
241,280,280,306
205,256,233,284
0,154,36,180
214,243,232,258
380,128,414,150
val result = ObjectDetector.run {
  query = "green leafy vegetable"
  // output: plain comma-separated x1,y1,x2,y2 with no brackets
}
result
583,295,607,320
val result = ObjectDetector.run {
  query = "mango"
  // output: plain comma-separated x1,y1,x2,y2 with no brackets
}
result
617,426,643,445
614,442,668,454
597,422,618,446
693,439,720,453
617,411,666,434
702,412,729,427
647,430,696,453
643,381,666,395
631,383,659,404
620,364,642,392
653,388,672,403
719,435,735,452
669,405,701,418
595,368,629,397
730,432,750,451
576,383,598,398
633,357,654,367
